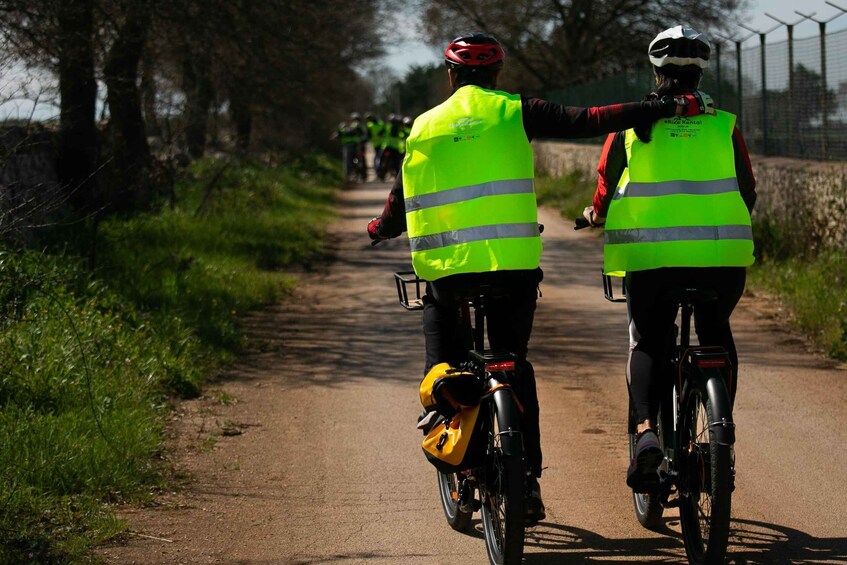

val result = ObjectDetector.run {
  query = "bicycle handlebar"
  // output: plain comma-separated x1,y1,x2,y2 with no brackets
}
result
574,217,591,230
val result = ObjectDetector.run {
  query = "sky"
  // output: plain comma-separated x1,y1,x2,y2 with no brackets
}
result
382,0,847,75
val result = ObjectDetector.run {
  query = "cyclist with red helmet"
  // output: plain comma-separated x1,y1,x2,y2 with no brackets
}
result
367,33,708,522
581,26,756,492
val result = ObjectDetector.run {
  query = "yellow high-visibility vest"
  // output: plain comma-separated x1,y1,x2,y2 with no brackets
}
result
604,110,754,275
402,85,540,281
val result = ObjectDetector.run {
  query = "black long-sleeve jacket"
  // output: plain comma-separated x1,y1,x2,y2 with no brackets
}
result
375,94,681,237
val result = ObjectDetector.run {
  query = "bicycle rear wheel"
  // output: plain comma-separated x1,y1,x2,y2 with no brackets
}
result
678,379,732,564
628,399,666,529
480,401,525,565
437,470,472,531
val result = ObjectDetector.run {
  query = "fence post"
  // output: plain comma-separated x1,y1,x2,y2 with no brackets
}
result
759,33,768,155
797,5,846,159
739,23,779,155
821,22,829,159
715,41,722,105
736,41,743,129
766,13,812,158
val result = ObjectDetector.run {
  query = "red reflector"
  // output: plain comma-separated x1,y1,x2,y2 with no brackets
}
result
696,359,727,368
485,361,516,372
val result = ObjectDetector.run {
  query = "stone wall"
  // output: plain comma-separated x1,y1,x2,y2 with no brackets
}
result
532,140,847,254
0,125,62,239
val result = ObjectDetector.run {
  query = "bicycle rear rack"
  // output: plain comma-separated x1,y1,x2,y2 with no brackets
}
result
394,271,425,310
603,273,627,303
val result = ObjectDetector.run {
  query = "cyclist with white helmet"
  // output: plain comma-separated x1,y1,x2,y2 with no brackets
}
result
368,32,709,522
582,26,757,492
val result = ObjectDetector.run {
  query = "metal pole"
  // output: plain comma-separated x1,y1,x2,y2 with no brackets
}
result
736,41,743,128
715,41,722,105
797,6,845,159
760,33,768,155
766,13,812,157
738,23,779,154
788,25,795,156
820,21,828,159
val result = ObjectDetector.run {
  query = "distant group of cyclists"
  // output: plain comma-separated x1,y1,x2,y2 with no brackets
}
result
335,112,412,182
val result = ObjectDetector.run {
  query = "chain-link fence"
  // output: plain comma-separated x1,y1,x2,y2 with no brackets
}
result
547,26,847,161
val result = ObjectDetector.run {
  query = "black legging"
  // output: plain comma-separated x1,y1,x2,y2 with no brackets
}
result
422,269,543,477
625,267,745,425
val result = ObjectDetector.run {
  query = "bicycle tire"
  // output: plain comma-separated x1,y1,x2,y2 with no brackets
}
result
628,399,665,529
480,400,525,565
678,378,732,565
437,470,473,531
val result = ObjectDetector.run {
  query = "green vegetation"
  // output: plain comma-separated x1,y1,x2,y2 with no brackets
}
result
535,170,594,221
0,157,337,563
535,171,847,360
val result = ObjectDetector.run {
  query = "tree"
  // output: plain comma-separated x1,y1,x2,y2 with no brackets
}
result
421,0,747,95
1,0,100,210
101,0,155,210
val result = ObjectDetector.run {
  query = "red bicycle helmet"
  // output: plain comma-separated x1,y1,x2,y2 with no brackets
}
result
444,33,505,68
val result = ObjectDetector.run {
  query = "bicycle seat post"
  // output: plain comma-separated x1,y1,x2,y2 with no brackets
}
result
679,301,693,349
472,296,486,353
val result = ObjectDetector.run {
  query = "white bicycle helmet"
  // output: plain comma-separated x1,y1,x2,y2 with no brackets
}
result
648,26,710,70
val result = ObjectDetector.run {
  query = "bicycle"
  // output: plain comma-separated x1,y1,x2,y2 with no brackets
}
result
394,271,528,565
605,273,735,564
574,216,735,563
376,146,401,181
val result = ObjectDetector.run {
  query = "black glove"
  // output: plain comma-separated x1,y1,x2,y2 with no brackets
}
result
367,216,386,241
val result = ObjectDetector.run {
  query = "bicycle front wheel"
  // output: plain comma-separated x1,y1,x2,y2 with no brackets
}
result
437,470,472,531
678,379,732,564
480,401,525,565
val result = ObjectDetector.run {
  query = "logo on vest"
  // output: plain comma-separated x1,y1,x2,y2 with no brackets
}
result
451,117,483,143
663,116,702,139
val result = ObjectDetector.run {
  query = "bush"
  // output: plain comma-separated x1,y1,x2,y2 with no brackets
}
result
0,158,337,561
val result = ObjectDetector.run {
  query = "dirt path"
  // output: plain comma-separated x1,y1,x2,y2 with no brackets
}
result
99,180,847,564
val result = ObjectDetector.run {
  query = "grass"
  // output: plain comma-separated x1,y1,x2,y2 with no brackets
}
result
534,170,594,222
534,171,847,361
0,156,338,562
747,252,847,360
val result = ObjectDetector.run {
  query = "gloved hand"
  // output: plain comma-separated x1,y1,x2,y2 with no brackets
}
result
367,216,387,241
582,206,605,227
673,90,716,118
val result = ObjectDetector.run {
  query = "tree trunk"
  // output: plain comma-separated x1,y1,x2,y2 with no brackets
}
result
141,53,162,139
228,84,252,154
182,52,214,159
103,0,153,211
57,0,99,211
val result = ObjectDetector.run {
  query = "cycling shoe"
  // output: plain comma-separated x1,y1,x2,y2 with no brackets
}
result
627,429,663,493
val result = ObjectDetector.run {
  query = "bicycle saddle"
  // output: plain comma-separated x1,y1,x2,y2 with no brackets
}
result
662,287,719,305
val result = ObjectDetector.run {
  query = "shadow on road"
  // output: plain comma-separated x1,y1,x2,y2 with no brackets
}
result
518,516,847,564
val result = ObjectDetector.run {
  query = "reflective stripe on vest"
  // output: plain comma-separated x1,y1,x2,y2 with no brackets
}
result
405,178,534,212
603,110,754,274
402,85,539,281
410,222,540,252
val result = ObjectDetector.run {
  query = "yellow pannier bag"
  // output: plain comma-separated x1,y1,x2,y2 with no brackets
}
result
419,362,484,413
419,363,487,473
422,405,486,473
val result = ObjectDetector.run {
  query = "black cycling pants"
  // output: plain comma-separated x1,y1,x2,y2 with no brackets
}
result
626,267,745,425
423,269,543,477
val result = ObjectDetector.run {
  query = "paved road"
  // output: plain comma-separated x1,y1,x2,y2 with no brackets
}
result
101,180,847,564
